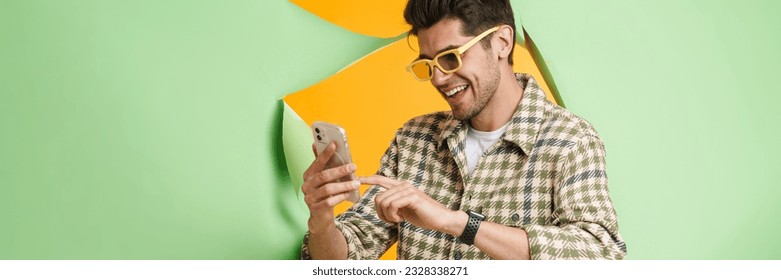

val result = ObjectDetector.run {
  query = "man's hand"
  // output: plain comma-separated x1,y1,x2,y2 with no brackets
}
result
359,175,466,236
302,143,360,233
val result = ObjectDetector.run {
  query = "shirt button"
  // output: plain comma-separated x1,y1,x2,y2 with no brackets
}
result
511,213,520,222
454,252,462,260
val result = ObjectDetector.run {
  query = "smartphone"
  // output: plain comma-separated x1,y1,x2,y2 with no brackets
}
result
312,121,359,203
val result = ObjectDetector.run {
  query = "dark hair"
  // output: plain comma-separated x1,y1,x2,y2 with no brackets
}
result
404,0,517,64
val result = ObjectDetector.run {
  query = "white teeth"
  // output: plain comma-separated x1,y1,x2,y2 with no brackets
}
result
444,85,467,97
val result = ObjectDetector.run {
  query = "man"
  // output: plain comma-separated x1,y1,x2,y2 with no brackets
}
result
300,0,626,260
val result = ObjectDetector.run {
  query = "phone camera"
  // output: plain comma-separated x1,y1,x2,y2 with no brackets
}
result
315,128,320,133
316,135,322,141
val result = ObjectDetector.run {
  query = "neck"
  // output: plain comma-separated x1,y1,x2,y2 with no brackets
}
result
469,68,524,131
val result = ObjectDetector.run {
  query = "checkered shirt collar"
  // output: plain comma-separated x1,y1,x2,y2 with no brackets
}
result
434,73,547,155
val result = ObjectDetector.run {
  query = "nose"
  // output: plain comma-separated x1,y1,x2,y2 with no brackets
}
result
430,65,451,87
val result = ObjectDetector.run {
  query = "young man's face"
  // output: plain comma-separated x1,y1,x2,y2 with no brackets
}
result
416,19,500,121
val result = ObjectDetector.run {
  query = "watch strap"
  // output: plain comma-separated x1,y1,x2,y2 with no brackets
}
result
459,210,484,245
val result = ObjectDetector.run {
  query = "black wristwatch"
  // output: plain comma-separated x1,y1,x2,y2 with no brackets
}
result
459,210,485,245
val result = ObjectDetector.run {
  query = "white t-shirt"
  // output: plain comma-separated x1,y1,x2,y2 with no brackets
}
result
465,122,509,176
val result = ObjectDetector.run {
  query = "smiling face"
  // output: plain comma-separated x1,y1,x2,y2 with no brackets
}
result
417,19,501,121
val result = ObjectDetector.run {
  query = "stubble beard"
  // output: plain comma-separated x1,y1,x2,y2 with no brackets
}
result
453,59,500,121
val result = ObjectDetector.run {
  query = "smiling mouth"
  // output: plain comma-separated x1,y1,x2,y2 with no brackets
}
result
443,85,468,97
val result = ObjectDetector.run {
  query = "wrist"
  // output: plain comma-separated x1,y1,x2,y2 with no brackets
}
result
308,215,336,235
444,210,469,236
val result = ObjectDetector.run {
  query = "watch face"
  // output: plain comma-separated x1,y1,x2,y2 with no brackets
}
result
468,210,486,221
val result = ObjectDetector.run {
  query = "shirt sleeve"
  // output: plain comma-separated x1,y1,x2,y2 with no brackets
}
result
522,135,627,259
301,130,402,260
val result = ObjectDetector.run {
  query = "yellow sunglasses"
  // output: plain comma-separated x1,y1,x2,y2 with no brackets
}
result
406,26,501,81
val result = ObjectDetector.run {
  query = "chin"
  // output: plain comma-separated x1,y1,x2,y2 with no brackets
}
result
452,110,473,121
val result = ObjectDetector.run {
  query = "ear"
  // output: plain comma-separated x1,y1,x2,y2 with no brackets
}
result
493,25,514,61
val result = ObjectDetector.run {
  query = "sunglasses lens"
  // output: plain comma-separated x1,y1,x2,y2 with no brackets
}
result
410,61,432,80
437,52,461,71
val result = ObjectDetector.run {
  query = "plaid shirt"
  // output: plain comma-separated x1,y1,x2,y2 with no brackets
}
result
302,74,627,260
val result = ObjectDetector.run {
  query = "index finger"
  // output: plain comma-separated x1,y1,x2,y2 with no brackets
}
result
303,142,336,179
358,175,400,189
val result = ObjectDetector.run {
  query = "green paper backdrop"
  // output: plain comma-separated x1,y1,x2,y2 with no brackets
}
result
1,0,779,259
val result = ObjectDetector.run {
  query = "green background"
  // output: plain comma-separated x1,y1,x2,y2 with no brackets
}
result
1,0,779,259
